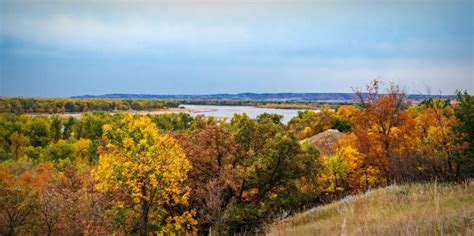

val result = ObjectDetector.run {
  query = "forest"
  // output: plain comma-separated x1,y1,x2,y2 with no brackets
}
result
0,98,182,114
0,81,472,235
0,97,346,114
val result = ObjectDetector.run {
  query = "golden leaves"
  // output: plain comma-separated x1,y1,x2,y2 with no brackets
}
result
94,114,194,233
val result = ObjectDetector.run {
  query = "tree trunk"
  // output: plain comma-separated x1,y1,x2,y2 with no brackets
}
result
7,223,14,236
455,163,461,181
140,184,150,236
140,199,149,236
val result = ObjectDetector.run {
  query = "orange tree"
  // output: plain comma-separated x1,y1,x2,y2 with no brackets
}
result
352,80,417,184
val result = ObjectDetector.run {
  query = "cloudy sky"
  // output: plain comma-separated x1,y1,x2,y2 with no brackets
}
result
0,0,472,97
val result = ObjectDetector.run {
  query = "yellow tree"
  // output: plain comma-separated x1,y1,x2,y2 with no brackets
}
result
411,99,458,179
95,115,195,235
335,135,383,191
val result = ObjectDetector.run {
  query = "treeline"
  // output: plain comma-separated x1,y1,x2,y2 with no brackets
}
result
0,97,351,114
0,81,472,235
181,99,347,108
0,98,181,114
0,97,347,114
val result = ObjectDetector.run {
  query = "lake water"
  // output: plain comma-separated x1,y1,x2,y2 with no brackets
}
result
180,104,315,123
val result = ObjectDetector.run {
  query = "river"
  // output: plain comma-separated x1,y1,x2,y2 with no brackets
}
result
180,104,316,123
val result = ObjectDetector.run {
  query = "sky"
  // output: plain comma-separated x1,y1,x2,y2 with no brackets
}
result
0,0,473,97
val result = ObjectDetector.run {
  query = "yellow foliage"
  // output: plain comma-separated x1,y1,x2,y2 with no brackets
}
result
74,138,91,160
335,105,358,122
94,114,195,234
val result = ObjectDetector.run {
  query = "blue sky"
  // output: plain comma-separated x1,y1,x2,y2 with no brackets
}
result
1,0,472,97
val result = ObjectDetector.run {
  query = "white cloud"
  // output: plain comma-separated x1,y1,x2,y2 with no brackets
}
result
1,13,255,52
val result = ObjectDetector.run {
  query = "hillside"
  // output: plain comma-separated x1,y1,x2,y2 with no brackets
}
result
303,129,348,155
267,182,474,235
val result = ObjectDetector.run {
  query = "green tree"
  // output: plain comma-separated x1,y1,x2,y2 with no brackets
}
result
453,90,474,178
225,114,319,233
62,116,76,139
50,115,62,142
27,116,51,147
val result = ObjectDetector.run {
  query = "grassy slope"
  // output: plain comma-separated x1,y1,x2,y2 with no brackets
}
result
267,182,474,235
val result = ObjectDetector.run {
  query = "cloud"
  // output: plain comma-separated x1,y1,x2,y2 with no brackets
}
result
1,0,472,96
1,13,255,52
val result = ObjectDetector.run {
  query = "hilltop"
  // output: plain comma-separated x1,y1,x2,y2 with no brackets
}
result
266,182,474,235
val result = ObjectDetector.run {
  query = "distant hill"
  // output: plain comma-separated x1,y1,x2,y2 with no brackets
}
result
71,93,454,103
303,129,348,155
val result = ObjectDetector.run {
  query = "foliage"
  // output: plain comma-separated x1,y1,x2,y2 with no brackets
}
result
453,90,474,178
95,115,196,235
0,98,180,114
0,81,471,234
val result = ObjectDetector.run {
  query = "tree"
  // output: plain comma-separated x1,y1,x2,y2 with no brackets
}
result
62,116,76,139
74,138,91,161
177,119,238,233
453,90,474,179
225,114,319,233
333,105,359,132
44,140,75,170
75,112,107,140
9,132,29,159
50,115,62,142
411,99,458,180
256,113,283,125
288,107,336,139
0,169,38,236
27,116,51,147
95,115,196,235
352,80,416,183
318,154,348,193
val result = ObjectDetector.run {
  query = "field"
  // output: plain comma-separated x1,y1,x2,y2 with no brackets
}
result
267,182,474,235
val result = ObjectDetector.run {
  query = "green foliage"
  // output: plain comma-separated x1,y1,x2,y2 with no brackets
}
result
149,113,194,131
257,113,284,124
75,112,109,140
332,118,351,132
0,98,180,114
27,116,51,147
62,116,77,139
50,115,62,142
44,140,75,169
224,113,319,233
453,90,474,177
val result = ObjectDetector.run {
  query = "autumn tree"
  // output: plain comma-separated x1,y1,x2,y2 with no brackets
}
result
0,168,38,235
333,105,359,132
95,115,195,235
176,118,238,233
288,111,318,139
409,98,459,180
9,132,29,159
288,107,336,139
352,80,416,183
225,113,319,233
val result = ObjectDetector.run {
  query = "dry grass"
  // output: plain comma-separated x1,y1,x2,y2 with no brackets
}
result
267,181,474,236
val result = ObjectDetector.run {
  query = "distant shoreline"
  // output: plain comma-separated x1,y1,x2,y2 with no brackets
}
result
26,104,320,118
27,106,214,118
